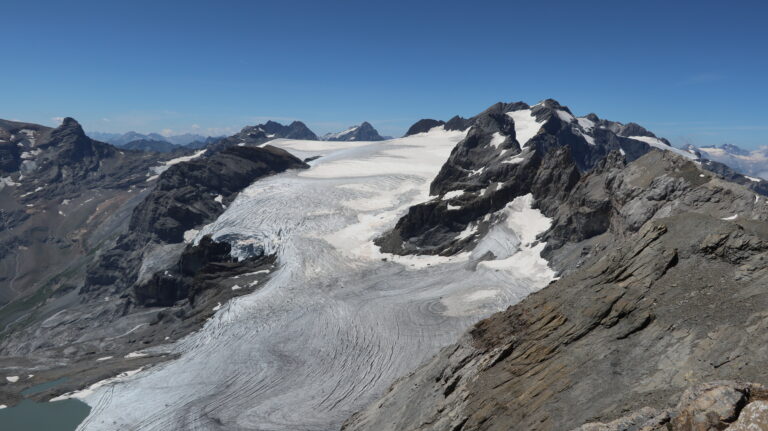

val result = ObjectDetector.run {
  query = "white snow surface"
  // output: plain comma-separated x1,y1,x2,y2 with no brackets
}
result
576,117,595,131
506,109,542,149
149,149,207,177
489,132,506,149
628,136,697,160
555,109,575,123
76,130,555,430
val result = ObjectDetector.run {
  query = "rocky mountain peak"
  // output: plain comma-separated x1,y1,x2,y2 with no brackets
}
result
324,122,385,141
59,116,81,128
540,98,564,108
617,122,655,138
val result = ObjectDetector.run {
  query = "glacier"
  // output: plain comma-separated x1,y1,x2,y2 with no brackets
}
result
74,128,556,430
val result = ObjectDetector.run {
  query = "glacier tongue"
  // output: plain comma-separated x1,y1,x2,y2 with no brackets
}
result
77,129,555,431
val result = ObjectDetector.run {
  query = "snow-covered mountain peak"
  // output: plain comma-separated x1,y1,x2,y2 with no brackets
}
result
323,121,385,141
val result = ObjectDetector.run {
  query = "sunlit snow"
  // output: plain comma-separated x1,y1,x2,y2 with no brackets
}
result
506,109,542,149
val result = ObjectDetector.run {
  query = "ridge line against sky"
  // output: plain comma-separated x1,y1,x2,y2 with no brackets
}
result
2,0,767,148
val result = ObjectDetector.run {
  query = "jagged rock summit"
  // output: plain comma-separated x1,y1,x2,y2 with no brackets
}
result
323,121,385,141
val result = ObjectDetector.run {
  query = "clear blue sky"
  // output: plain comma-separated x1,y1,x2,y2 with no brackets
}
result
2,0,767,147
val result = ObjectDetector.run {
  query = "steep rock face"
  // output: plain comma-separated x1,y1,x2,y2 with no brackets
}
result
324,122,385,141
376,100,768,259
344,149,768,431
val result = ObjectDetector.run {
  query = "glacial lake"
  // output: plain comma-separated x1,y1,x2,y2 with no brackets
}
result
1,378,90,430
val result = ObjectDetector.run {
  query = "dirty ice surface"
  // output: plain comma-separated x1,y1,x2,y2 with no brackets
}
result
76,127,555,430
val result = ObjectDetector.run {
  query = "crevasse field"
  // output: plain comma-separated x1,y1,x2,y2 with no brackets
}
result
74,128,555,430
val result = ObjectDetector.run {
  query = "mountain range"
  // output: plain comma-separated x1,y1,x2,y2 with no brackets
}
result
89,131,216,147
683,143,768,180
2,102,768,430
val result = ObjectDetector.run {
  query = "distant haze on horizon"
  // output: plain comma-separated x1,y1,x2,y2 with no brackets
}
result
2,0,767,148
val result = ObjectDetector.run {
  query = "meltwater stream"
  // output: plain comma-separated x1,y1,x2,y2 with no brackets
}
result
76,129,554,430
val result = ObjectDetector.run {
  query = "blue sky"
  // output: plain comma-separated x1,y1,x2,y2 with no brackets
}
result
2,0,767,147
